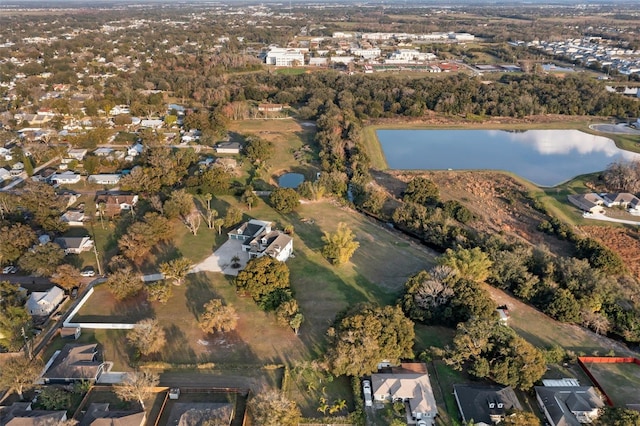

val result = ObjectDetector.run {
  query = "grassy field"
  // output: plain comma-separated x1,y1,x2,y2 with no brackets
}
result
581,362,640,407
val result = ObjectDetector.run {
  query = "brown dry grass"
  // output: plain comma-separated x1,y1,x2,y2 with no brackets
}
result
580,225,640,280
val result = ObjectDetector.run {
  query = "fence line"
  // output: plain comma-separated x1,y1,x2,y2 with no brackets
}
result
64,322,137,330
576,356,640,407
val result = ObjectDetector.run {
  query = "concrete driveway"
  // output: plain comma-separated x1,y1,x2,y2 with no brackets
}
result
191,239,250,276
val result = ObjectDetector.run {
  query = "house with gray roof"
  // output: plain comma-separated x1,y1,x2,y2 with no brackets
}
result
0,402,67,426
80,403,145,426
602,192,640,214
453,384,522,426
228,219,293,262
26,285,65,316
567,193,604,214
54,236,94,254
372,363,438,425
535,386,603,426
42,343,106,384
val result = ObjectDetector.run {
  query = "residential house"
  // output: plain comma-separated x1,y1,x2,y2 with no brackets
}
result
0,167,10,181
0,402,67,425
67,148,88,161
567,193,604,214
229,219,294,262
88,174,121,185
95,193,139,217
93,147,113,157
601,192,640,213
453,384,522,426
60,210,86,226
127,142,144,157
535,386,604,426
80,403,145,426
41,343,106,384
31,167,56,183
0,147,12,161
371,363,438,425
54,236,94,254
109,105,130,116
215,142,242,154
50,171,82,185
26,286,65,316
10,162,24,176
140,119,163,129
167,403,234,426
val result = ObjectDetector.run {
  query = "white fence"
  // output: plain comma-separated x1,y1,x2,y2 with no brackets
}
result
63,286,136,330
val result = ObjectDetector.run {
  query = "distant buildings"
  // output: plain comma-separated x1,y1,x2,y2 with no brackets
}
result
265,47,305,66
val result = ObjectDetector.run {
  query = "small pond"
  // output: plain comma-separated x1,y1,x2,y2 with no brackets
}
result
377,129,640,186
278,172,305,188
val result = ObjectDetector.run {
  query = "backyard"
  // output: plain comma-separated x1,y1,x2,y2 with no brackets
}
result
581,361,640,407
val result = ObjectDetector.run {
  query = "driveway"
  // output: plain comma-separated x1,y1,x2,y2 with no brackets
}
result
191,239,250,276
584,212,640,225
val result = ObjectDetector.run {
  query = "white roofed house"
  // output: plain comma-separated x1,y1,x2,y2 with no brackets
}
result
229,219,294,262
50,171,82,185
88,174,121,185
60,210,86,226
0,167,10,181
372,363,438,425
67,148,88,161
26,285,65,316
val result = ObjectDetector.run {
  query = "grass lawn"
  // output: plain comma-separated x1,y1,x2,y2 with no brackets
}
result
227,119,318,186
581,362,640,407
429,361,467,426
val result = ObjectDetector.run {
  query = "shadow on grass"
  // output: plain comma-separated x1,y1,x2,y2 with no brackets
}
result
163,323,197,364
185,272,221,317
110,292,155,323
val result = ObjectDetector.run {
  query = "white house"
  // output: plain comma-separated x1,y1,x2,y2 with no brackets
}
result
372,363,438,425
60,210,86,226
67,148,88,161
26,286,65,316
88,174,121,185
265,47,305,67
228,219,293,262
54,236,94,254
127,143,144,157
0,167,10,181
109,105,130,116
140,119,163,129
351,48,381,60
601,192,640,213
50,171,82,185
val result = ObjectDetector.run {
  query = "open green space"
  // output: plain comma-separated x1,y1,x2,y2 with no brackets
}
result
582,362,640,407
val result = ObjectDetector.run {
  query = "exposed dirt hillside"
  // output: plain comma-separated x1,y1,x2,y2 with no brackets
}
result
373,169,575,255
580,225,640,280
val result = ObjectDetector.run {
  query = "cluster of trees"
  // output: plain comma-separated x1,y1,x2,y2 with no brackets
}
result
324,303,414,377
602,159,640,194
0,281,31,351
235,257,303,333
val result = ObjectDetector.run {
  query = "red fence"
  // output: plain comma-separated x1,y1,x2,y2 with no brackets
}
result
577,356,640,407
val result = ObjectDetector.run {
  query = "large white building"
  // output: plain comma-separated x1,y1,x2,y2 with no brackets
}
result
351,48,381,60
387,49,436,63
265,48,305,67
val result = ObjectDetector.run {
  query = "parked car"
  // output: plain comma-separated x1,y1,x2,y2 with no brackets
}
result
362,380,372,407
80,267,95,277
2,265,16,274
71,288,79,299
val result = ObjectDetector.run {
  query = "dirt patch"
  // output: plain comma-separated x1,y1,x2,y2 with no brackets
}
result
580,225,640,280
373,169,574,255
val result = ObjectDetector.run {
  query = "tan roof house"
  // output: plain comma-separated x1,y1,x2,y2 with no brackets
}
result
372,363,438,425
95,193,138,217
42,343,106,384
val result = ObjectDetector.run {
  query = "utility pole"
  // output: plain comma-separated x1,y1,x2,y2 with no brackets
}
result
21,326,32,359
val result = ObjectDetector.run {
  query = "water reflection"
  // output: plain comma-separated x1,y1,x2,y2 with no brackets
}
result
377,129,640,187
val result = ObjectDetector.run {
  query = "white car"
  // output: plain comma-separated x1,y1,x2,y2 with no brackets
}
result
2,265,16,274
80,268,95,277
362,380,372,407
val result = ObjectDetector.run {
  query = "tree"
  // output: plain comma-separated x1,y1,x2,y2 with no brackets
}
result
39,387,72,410
0,355,43,399
502,410,541,425
0,306,31,351
446,317,546,390
18,243,65,277
114,370,159,409
127,318,166,356
197,194,218,229
159,257,191,286
106,267,143,300
269,188,299,214
325,304,415,377
321,222,360,266
198,299,238,333
244,136,274,166
18,181,67,231
146,281,172,304
51,264,82,292
223,206,243,228
403,177,439,205
242,187,259,210
0,224,36,265
235,256,291,310
438,247,492,283
276,299,303,334
597,407,640,426
249,390,301,426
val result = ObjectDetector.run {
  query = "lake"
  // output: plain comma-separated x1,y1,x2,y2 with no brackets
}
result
377,129,640,187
